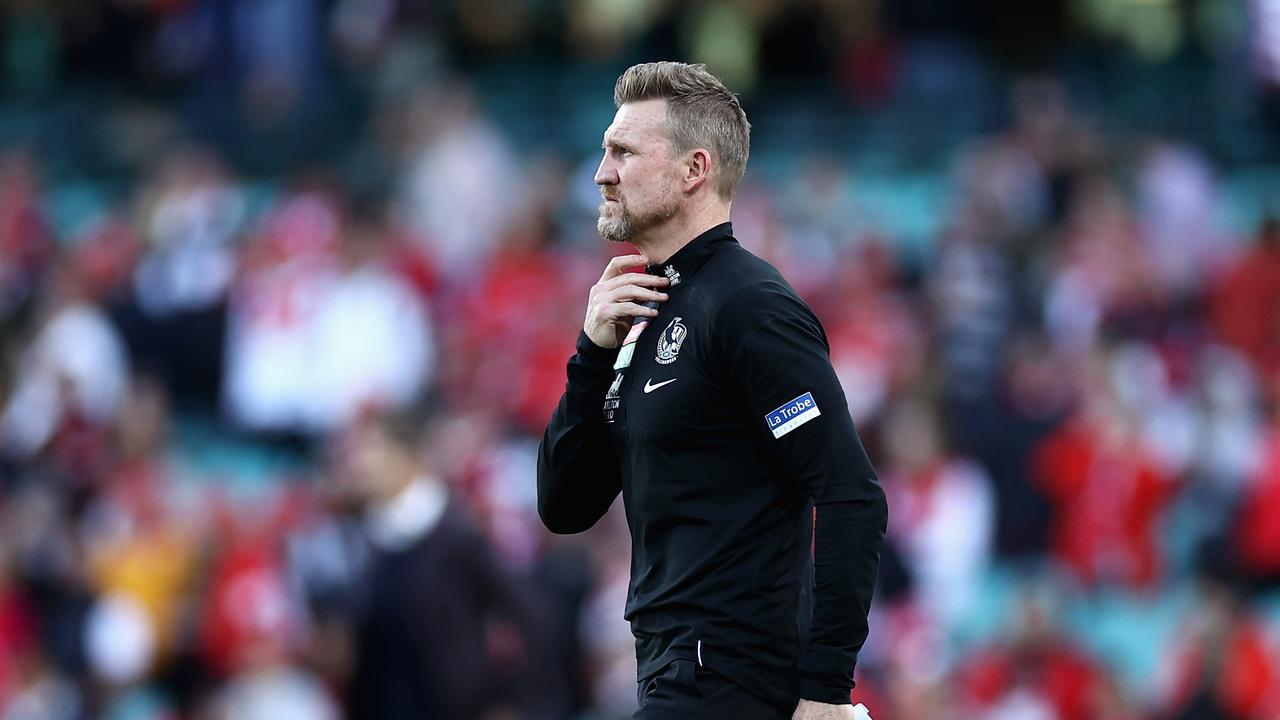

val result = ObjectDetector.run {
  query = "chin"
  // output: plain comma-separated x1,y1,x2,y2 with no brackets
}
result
598,219,631,243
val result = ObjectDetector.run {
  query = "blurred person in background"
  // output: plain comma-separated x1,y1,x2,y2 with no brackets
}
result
0,542,40,712
881,397,993,635
443,154,587,436
221,184,344,435
198,522,340,720
538,61,886,720
337,408,536,720
0,471,97,720
1156,546,1278,720
1230,368,1280,588
956,580,1115,720
83,376,194,715
0,150,52,329
1211,217,1280,379
223,184,433,437
821,240,922,429
1135,140,1228,300
956,333,1065,561
308,203,434,432
114,145,243,413
1,255,129,470
395,81,517,277
1030,362,1176,592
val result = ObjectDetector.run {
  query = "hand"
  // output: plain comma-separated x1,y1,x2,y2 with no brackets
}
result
791,700,874,720
584,254,670,349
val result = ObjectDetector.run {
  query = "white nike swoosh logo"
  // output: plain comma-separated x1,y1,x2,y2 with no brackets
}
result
643,377,678,394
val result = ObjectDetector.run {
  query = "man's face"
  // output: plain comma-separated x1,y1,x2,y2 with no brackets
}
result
340,423,411,503
594,99,684,243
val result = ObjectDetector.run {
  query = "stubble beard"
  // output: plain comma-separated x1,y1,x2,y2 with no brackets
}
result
597,191,681,243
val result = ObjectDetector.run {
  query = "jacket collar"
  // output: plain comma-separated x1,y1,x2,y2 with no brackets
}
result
645,222,735,288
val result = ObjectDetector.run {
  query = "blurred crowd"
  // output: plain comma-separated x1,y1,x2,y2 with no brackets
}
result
2,1,1280,720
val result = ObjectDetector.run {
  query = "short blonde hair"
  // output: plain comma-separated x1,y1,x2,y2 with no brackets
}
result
613,62,751,200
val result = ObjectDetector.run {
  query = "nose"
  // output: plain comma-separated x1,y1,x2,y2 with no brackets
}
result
595,154,618,187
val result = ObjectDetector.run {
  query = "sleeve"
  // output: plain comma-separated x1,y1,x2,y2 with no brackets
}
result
718,283,888,705
536,331,625,534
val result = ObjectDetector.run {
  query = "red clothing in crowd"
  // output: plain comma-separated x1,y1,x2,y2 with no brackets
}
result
1235,427,1280,578
199,540,295,676
959,641,1105,720
1031,420,1173,590
451,241,583,433
1211,224,1280,378
1164,618,1276,719
0,154,51,294
0,587,37,706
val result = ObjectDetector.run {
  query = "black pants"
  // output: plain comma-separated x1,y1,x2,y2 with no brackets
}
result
634,660,790,719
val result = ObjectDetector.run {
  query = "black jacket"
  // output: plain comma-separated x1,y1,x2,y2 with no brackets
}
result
537,222,887,707
348,503,530,720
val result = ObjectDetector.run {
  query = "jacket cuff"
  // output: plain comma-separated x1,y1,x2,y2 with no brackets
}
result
798,677,854,706
575,331,619,371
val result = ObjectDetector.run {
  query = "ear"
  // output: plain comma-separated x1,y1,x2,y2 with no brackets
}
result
683,148,713,193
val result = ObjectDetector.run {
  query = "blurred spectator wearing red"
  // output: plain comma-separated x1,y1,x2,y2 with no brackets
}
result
1031,381,1176,591
957,586,1120,720
1158,573,1279,720
1212,218,1280,379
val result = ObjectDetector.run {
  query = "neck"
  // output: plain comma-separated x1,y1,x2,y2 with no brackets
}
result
365,474,448,551
631,200,731,264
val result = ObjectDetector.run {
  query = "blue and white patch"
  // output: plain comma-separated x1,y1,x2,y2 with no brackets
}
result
765,392,821,439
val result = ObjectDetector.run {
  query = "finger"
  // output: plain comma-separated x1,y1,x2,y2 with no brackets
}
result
605,286,669,304
605,301,661,320
598,254,650,282
600,272,670,291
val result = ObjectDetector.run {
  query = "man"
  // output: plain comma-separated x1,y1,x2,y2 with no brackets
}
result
335,411,533,719
537,62,887,719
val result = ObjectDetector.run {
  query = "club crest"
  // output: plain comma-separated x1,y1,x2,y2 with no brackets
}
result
655,316,687,365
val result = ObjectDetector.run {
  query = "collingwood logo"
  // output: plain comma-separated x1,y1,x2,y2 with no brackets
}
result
663,265,682,286
655,317,687,365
